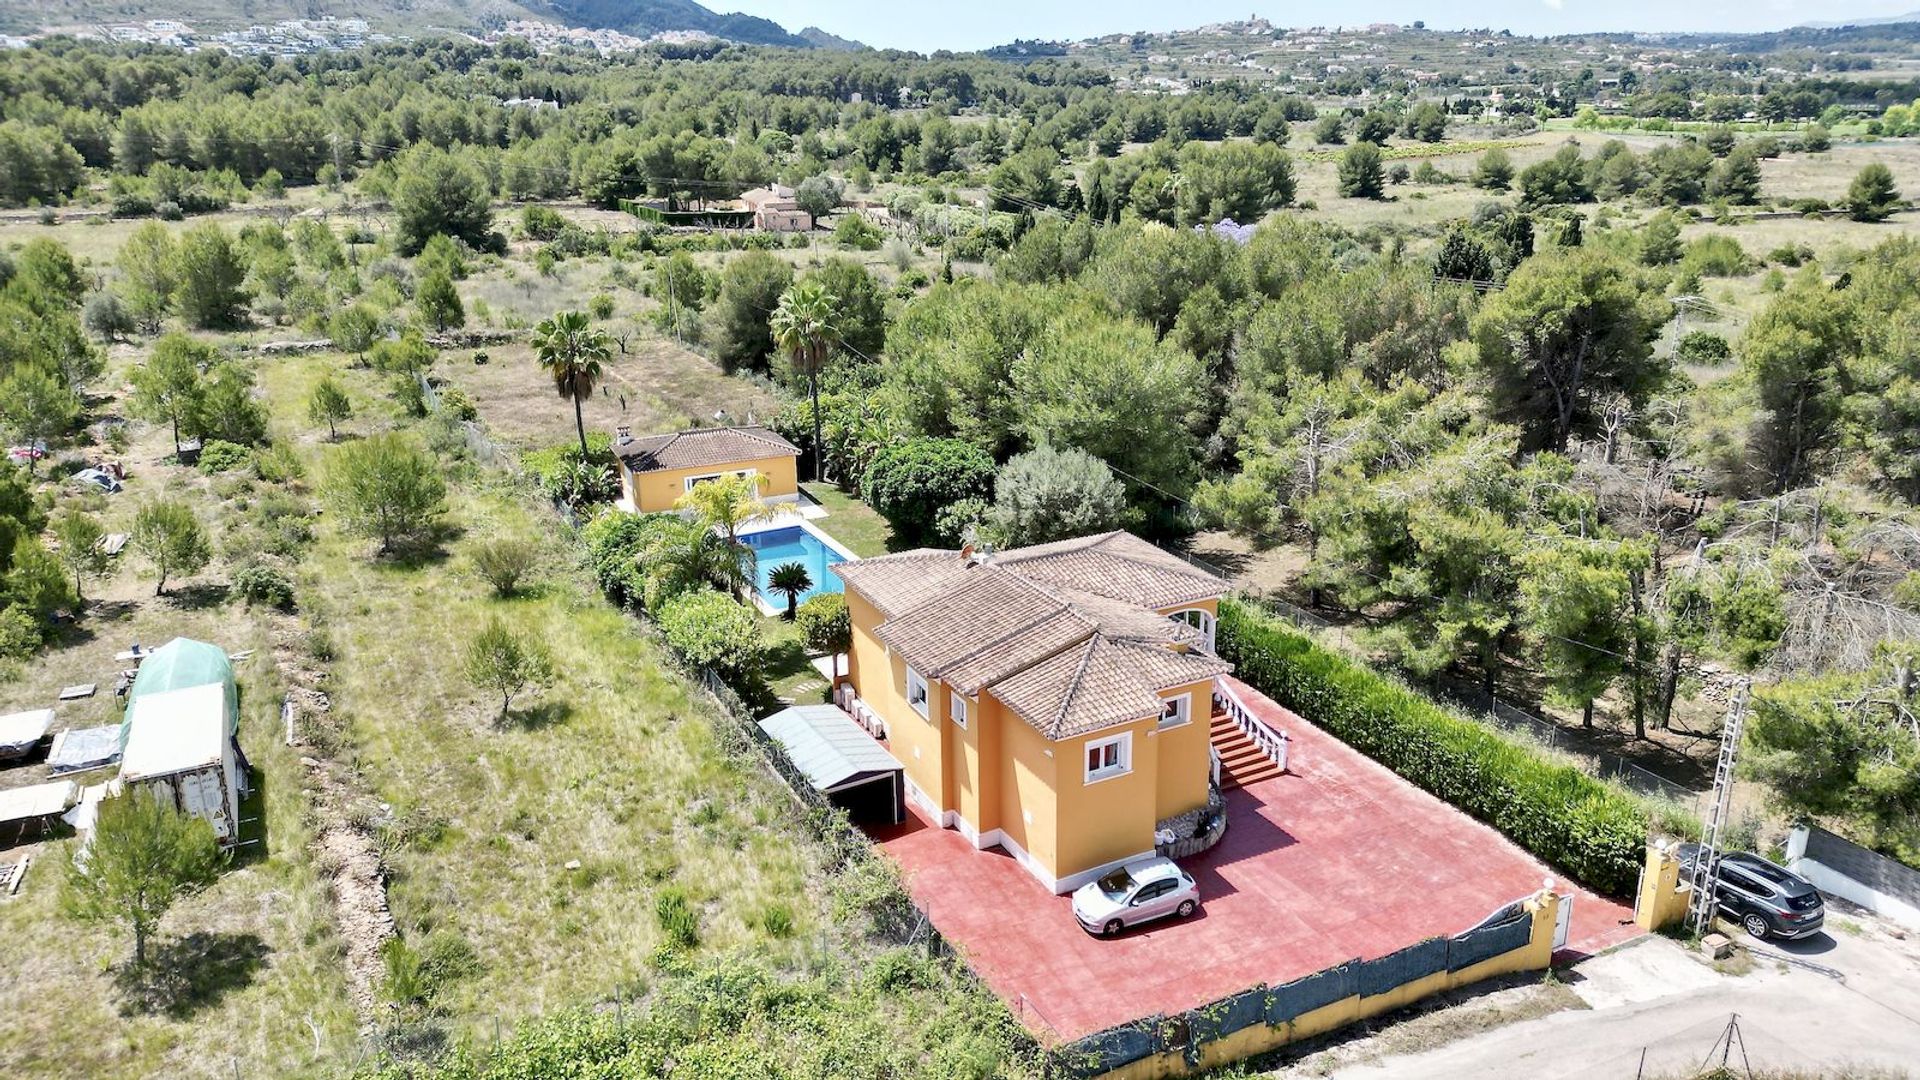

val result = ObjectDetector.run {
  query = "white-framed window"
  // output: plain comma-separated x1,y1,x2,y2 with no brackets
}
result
684,468,756,492
1160,692,1191,729
1084,732,1132,783
905,666,929,718
950,690,969,728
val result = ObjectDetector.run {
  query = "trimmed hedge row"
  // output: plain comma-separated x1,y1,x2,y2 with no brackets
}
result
1216,598,1645,895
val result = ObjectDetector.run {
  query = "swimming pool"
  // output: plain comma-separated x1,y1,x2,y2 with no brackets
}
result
743,525,848,611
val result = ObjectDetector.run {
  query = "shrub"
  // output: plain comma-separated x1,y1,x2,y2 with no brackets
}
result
859,437,995,542
471,537,538,597
196,438,251,474
654,886,700,950
1680,234,1751,278
583,511,676,605
231,563,295,609
1216,598,1649,895
990,445,1127,547
758,903,794,938
794,593,851,659
1674,330,1733,366
833,214,884,251
657,590,761,686
518,203,560,239
436,386,478,422
0,606,42,659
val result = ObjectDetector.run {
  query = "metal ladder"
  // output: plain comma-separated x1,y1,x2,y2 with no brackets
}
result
1687,681,1751,936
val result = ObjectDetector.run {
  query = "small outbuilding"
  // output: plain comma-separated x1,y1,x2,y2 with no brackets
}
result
613,425,802,514
758,704,905,825
120,683,244,845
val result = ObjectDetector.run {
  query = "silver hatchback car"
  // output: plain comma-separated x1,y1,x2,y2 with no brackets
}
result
1072,856,1200,937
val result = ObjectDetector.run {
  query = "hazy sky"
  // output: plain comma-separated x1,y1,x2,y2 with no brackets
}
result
720,1,1919,52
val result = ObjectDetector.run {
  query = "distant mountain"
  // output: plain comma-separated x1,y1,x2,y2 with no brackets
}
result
545,0,813,46
1800,11,1920,28
6,0,835,48
798,25,864,51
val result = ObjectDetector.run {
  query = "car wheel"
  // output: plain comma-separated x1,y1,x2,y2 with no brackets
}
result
1177,900,1196,918
1742,913,1770,939
1103,919,1124,937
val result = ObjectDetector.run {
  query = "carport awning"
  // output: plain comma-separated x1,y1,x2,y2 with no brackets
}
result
758,704,902,794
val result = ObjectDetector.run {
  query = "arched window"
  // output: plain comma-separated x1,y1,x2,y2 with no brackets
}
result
1168,608,1217,654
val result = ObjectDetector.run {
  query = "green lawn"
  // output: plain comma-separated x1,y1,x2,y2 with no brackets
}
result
803,482,896,558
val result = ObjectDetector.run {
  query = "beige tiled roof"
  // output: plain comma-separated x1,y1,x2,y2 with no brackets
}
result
834,550,976,617
992,637,1231,739
992,531,1227,609
840,531,1231,740
613,426,798,473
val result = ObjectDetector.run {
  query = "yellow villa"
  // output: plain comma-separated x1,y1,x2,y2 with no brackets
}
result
612,425,801,514
835,531,1233,893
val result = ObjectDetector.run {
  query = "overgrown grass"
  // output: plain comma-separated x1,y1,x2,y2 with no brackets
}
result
251,354,1035,1072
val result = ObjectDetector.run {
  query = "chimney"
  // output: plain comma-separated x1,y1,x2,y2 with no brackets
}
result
615,425,631,441
959,542,975,564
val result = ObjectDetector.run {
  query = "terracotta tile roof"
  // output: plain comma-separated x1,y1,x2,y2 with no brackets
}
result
992,530,1227,609
613,426,799,473
833,550,976,617
840,531,1231,740
992,637,1231,739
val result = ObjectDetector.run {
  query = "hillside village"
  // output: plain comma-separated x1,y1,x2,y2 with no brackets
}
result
0,11,1919,1080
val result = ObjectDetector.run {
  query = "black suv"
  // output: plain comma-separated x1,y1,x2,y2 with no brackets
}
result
1676,845,1826,940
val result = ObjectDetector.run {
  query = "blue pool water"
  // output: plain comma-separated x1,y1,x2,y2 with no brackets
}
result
743,526,847,610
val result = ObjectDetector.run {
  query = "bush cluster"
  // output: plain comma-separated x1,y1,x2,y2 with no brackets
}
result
1215,598,1648,895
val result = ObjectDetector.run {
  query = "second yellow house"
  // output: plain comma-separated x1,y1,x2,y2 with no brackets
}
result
836,531,1231,894
612,425,801,514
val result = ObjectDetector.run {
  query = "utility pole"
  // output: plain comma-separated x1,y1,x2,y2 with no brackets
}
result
1687,681,1751,937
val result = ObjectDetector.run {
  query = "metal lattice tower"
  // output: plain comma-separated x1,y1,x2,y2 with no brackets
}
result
1687,681,1752,937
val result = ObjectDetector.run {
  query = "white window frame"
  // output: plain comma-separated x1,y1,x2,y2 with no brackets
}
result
684,467,757,493
905,666,929,718
1159,692,1192,730
949,690,969,729
1084,732,1133,784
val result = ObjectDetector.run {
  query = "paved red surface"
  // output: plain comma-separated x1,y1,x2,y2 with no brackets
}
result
870,675,1642,1043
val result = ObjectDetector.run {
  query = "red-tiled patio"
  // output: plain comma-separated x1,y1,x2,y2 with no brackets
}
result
869,675,1642,1044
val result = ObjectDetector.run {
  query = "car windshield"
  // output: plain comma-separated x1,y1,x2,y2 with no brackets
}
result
1096,868,1136,900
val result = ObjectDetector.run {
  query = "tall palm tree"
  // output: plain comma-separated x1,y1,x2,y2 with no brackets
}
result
767,563,813,620
674,472,773,548
530,309,611,461
769,280,842,482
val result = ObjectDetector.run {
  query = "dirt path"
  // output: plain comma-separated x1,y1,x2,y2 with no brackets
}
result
271,622,395,1030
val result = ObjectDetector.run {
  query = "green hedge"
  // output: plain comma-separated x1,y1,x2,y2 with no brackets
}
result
1216,598,1646,895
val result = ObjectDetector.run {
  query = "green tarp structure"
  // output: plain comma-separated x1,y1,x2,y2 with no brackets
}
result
119,637,238,749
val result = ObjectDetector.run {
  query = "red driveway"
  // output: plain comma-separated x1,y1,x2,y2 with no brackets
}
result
871,676,1641,1043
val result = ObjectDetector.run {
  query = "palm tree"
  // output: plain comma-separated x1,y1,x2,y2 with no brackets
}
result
767,562,813,619
769,280,842,482
530,309,611,461
642,516,753,602
675,472,772,547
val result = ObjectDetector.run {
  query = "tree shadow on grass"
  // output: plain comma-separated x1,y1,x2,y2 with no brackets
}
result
115,931,270,1019
164,583,231,610
502,699,573,731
